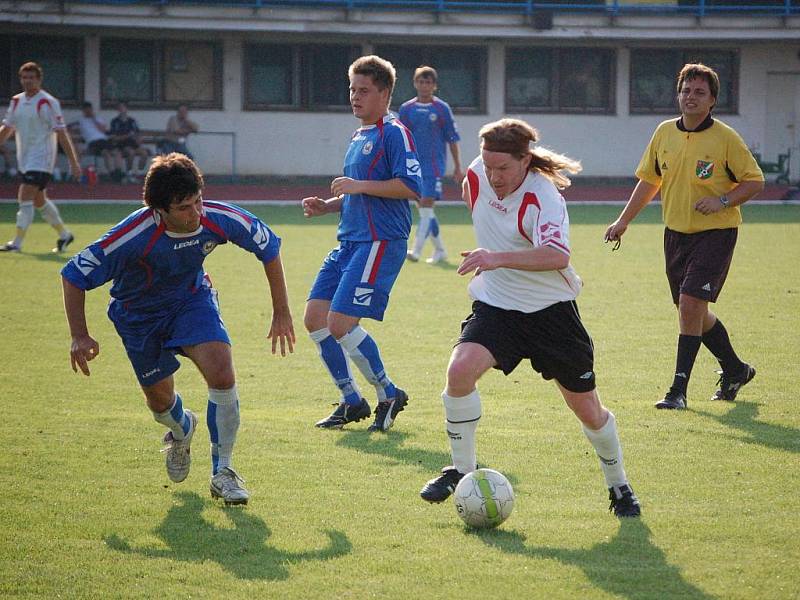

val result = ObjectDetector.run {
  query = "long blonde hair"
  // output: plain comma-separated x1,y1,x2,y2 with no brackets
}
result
479,118,581,189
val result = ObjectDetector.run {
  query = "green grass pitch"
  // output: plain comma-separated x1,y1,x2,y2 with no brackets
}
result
0,203,798,599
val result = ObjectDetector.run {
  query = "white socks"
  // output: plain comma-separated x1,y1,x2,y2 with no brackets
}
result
443,390,481,474
38,200,66,231
208,386,240,475
582,411,628,488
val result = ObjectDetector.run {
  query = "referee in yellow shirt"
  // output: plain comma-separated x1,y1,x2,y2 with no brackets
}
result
605,63,764,410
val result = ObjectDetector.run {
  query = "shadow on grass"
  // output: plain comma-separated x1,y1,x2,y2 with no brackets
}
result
334,430,521,486
693,401,800,454
474,519,715,600
104,491,351,581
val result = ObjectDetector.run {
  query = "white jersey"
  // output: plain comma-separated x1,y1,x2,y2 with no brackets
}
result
78,115,108,145
2,89,66,173
464,156,582,313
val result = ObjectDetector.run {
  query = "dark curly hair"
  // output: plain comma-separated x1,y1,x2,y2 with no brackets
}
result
142,153,204,210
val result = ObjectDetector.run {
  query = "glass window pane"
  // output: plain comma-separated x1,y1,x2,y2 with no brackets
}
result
426,47,483,110
506,48,554,110
101,40,155,104
630,49,680,113
0,37,14,102
246,44,293,106
164,42,218,105
558,48,613,111
375,45,424,109
17,37,81,103
307,45,356,107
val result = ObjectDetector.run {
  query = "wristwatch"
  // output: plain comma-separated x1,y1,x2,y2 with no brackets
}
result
719,194,730,208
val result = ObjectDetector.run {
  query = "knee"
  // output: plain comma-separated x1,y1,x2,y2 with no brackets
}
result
327,318,351,340
446,359,478,396
144,389,174,413
303,309,326,334
206,368,236,391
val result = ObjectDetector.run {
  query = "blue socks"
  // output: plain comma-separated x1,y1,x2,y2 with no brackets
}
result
309,328,363,406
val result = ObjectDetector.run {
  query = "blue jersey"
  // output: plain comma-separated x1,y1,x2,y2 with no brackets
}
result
398,96,460,179
338,114,422,242
61,200,281,313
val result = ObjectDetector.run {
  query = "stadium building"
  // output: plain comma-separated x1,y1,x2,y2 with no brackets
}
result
1,0,798,182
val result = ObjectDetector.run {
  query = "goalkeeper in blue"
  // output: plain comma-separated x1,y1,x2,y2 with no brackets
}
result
61,153,295,505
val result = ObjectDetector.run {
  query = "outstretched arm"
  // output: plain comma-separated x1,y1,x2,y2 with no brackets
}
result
330,177,418,201
0,124,13,146
263,253,295,356
458,246,569,276
62,277,100,375
302,195,343,218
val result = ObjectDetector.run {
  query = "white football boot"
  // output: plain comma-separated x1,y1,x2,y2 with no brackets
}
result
160,409,198,483
210,467,250,505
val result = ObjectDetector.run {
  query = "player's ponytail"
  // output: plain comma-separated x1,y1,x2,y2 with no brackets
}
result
480,118,581,190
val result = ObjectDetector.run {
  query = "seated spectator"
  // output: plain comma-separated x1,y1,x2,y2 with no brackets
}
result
79,101,123,180
110,101,150,183
157,104,198,159
0,141,16,179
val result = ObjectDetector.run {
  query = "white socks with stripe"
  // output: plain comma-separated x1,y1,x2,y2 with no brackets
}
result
152,393,193,441
207,386,240,475
412,207,434,256
582,410,628,488
443,390,481,474
39,200,66,230
339,325,396,402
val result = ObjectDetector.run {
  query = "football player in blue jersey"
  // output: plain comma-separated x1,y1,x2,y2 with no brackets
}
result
399,66,463,264
302,55,422,432
61,153,295,505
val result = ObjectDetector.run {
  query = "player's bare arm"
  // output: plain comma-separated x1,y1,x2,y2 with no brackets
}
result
331,177,418,200
263,254,296,357
449,142,464,184
56,129,82,180
694,179,765,215
0,124,13,146
62,277,100,376
302,195,343,218
458,245,569,276
604,179,660,242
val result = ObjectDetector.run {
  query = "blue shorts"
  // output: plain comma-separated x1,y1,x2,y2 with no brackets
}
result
420,174,443,200
308,239,406,321
108,287,230,387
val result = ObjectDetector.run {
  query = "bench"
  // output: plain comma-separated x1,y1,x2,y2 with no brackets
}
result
753,150,791,185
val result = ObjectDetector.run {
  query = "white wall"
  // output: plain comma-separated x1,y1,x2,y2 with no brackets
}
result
59,37,800,178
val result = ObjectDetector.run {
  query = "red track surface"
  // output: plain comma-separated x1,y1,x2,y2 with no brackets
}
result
0,181,793,202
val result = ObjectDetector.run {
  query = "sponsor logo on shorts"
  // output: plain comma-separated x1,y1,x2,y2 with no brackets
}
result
702,283,712,292
362,140,374,155
353,286,373,306
580,371,594,379
696,160,714,179
142,367,161,378
173,239,199,250
202,240,217,255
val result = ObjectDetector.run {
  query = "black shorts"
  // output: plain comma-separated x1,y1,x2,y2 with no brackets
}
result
87,139,114,155
19,171,52,190
457,300,596,393
664,227,737,305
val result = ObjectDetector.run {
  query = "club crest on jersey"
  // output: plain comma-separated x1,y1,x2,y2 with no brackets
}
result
353,286,373,306
202,240,217,255
362,140,374,155
696,160,714,179
429,112,438,122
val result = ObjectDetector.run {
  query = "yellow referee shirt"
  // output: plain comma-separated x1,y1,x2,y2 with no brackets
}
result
635,116,764,234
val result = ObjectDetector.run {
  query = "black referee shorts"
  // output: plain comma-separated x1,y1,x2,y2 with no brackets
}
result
457,300,596,393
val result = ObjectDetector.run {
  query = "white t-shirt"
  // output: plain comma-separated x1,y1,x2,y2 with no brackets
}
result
2,89,65,174
78,115,108,145
464,156,583,313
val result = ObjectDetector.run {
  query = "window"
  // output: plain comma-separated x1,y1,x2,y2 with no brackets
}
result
376,45,486,113
0,35,82,106
244,44,359,111
630,48,738,114
100,39,222,109
506,47,615,113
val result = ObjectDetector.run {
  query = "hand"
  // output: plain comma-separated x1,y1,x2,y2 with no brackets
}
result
70,333,99,376
604,220,628,244
302,196,327,218
452,168,465,185
69,161,82,181
694,196,725,215
331,177,360,197
458,248,498,276
267,309,296,357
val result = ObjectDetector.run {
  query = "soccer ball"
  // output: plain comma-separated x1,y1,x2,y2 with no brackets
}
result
453,468,514,529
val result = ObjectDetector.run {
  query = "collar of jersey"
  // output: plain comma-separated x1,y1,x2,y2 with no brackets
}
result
358,113,393,131
413,97,437,106
676,113,714,133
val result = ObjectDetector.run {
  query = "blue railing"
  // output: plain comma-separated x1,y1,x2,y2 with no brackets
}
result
70,0,800,17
